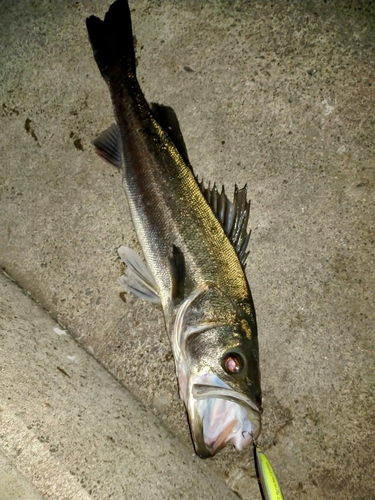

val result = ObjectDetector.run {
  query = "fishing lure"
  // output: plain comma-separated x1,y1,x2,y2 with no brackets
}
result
254,444,284,500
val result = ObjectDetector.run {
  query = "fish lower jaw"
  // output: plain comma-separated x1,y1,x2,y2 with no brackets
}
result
186,376,261,457
204,417,254,455
201,400,256,454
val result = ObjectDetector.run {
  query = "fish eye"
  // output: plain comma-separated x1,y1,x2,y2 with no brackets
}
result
222,352,244,374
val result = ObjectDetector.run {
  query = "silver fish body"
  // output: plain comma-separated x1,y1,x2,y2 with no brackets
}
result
87,0,262,458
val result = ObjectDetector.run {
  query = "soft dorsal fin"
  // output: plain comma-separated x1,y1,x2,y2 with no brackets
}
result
196,179,251,267
92,123,121,168
150,103,190,166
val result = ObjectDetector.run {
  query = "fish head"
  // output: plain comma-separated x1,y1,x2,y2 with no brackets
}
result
172,289,262,458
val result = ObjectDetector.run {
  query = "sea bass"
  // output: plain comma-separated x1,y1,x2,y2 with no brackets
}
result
86,0,262,458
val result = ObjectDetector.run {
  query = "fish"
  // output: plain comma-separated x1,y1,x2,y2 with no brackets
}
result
86,0,262,458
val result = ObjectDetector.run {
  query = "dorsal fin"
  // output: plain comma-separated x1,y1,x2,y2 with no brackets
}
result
150,103,190,165
92,123,122,168
196,179,251,267
149,103,251,266
93,119,251,267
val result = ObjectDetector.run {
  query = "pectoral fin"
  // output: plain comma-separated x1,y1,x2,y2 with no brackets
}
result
169,245,185,304
118,246,160,304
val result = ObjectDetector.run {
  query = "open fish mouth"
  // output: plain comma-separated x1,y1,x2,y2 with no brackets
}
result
187,376,262,458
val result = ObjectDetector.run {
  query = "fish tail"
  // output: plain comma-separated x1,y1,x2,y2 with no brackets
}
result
86,0,136,81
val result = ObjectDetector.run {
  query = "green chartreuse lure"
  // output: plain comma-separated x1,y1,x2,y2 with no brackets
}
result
254,444,284,500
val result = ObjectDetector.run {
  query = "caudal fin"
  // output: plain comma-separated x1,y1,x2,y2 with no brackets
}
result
86,0,136,80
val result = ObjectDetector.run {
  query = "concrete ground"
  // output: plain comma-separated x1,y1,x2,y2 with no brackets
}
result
0,271,238,500
1,0,374,499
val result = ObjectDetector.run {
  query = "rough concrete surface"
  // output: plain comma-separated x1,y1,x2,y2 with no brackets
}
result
1,0,374,498
0,271,239,500
0,449,44,500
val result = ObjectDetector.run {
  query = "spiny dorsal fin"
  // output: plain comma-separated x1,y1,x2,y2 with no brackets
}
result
118,246,161,304
150,103,190,166
92,123,121,168
196,179,251,267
